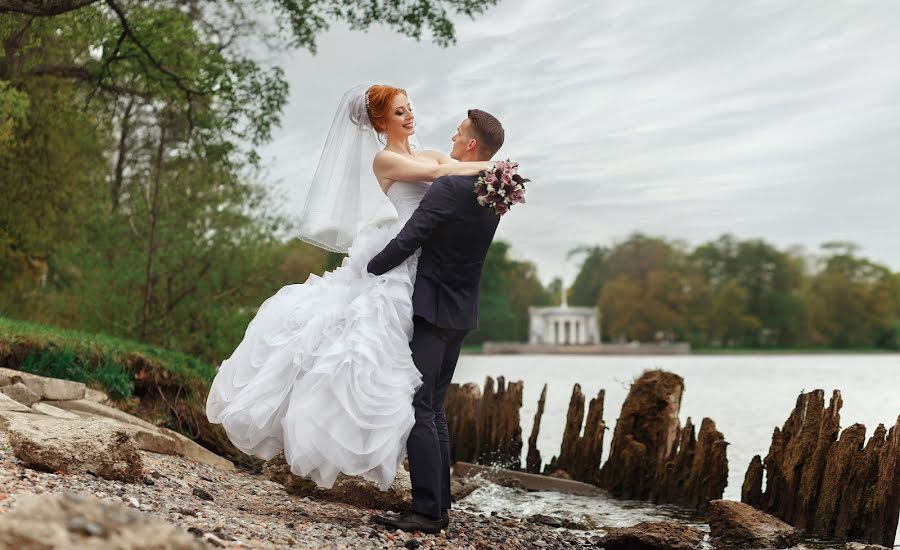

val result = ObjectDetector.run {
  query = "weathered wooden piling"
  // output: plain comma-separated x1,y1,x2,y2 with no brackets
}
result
444,376,524,469
597,369,728,511
598,369,685,499
525,384,547,474
545,384,606,484
653,417,728,512
742,389,899,547
445,369,729,513
476,376,524,469
444,382,481,463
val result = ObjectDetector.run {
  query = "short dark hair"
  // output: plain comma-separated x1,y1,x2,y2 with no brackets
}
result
467,109,504,158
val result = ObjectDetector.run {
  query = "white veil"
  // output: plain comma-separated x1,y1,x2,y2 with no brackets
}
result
297,84,421,253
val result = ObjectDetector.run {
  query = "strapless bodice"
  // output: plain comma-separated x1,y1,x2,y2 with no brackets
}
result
386,181,430,222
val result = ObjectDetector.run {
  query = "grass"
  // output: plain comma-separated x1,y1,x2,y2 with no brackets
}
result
0,316,247,465
0,317,216,386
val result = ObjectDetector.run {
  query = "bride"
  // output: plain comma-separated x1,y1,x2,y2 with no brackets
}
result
206,84,488,490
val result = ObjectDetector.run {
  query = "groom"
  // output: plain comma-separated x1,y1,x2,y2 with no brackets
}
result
367,109,505,534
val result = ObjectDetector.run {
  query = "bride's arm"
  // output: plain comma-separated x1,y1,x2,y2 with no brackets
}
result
373,151,488,183
419,150,456,165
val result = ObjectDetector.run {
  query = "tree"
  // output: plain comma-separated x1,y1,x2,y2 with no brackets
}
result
2,0,502,360
465,241,550,345
589,234,696,343
1,0,500,125
568,245,608,306
690,234,806,345
807,243,898,348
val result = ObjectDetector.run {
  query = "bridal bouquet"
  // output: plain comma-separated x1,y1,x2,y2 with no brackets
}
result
474,160,528,216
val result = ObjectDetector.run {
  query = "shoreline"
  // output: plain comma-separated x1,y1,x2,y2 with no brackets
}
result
0,431,593,549
462,348,900,357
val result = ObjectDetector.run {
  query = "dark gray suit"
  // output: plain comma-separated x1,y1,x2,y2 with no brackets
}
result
368,175,500,519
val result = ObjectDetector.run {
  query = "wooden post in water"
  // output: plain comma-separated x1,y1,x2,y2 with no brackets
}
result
525,384,547,474
443,382,481,463
742,390,900,547
473,376,524,469
547,384,606,484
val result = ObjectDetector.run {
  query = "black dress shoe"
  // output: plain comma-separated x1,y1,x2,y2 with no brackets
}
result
371,511,443,534
441,509,449,530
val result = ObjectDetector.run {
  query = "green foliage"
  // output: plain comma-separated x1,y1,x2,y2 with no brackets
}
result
1,316,215,383
465,241,551,345
1,0,503,363
20,347,134,400
569,233,900,349
265,0,500,51
0,80,29,147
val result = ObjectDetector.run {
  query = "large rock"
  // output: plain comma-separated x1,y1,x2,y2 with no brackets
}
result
0,392,30,412
6,395,235,472
450,475,488,501
158,427,235,472
0,382,41,406
708,499,797,549
600,521,704,550
0,492,203,549
31,402,81,420
51,399,160,432
0,367,86,401
84,387,111,404
262,451,411,510
6,413,143,482
845,543,891,550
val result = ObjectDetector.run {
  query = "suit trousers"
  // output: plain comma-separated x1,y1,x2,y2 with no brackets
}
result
406,315,468,519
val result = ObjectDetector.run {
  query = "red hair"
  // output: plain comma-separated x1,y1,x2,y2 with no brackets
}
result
366,84,408,134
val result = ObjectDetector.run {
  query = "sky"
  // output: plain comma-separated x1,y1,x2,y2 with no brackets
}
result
259,0,900,285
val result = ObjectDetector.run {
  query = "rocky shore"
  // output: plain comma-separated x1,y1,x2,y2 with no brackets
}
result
0,366,895,549
0,427,601,549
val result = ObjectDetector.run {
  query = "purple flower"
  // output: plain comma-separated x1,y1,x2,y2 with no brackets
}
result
472,159,528,216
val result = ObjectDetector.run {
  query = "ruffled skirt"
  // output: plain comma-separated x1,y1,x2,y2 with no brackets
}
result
206,222,422,490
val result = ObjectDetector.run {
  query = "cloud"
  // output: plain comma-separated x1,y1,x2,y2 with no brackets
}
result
259,0,900,284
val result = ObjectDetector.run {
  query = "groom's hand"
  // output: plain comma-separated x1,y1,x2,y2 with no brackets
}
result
367,178,457,275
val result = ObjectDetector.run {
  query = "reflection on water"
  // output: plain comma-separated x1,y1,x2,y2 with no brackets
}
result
451,353,900,548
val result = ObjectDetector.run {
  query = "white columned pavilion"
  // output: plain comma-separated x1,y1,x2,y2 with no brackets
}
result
528,286,601,345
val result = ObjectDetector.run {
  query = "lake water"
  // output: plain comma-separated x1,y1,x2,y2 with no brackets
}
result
451,353,900,548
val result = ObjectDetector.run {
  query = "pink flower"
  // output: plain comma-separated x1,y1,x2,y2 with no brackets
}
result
472,159,528,216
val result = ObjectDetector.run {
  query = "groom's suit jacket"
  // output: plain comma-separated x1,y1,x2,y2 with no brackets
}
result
367,175,500,331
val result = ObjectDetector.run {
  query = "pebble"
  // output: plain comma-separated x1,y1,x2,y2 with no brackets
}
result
0,430,591,549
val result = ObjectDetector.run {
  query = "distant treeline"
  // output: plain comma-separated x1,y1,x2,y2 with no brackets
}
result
564,234,900,349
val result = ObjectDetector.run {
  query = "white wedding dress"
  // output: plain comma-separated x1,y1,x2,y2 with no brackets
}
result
206,181,430,490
